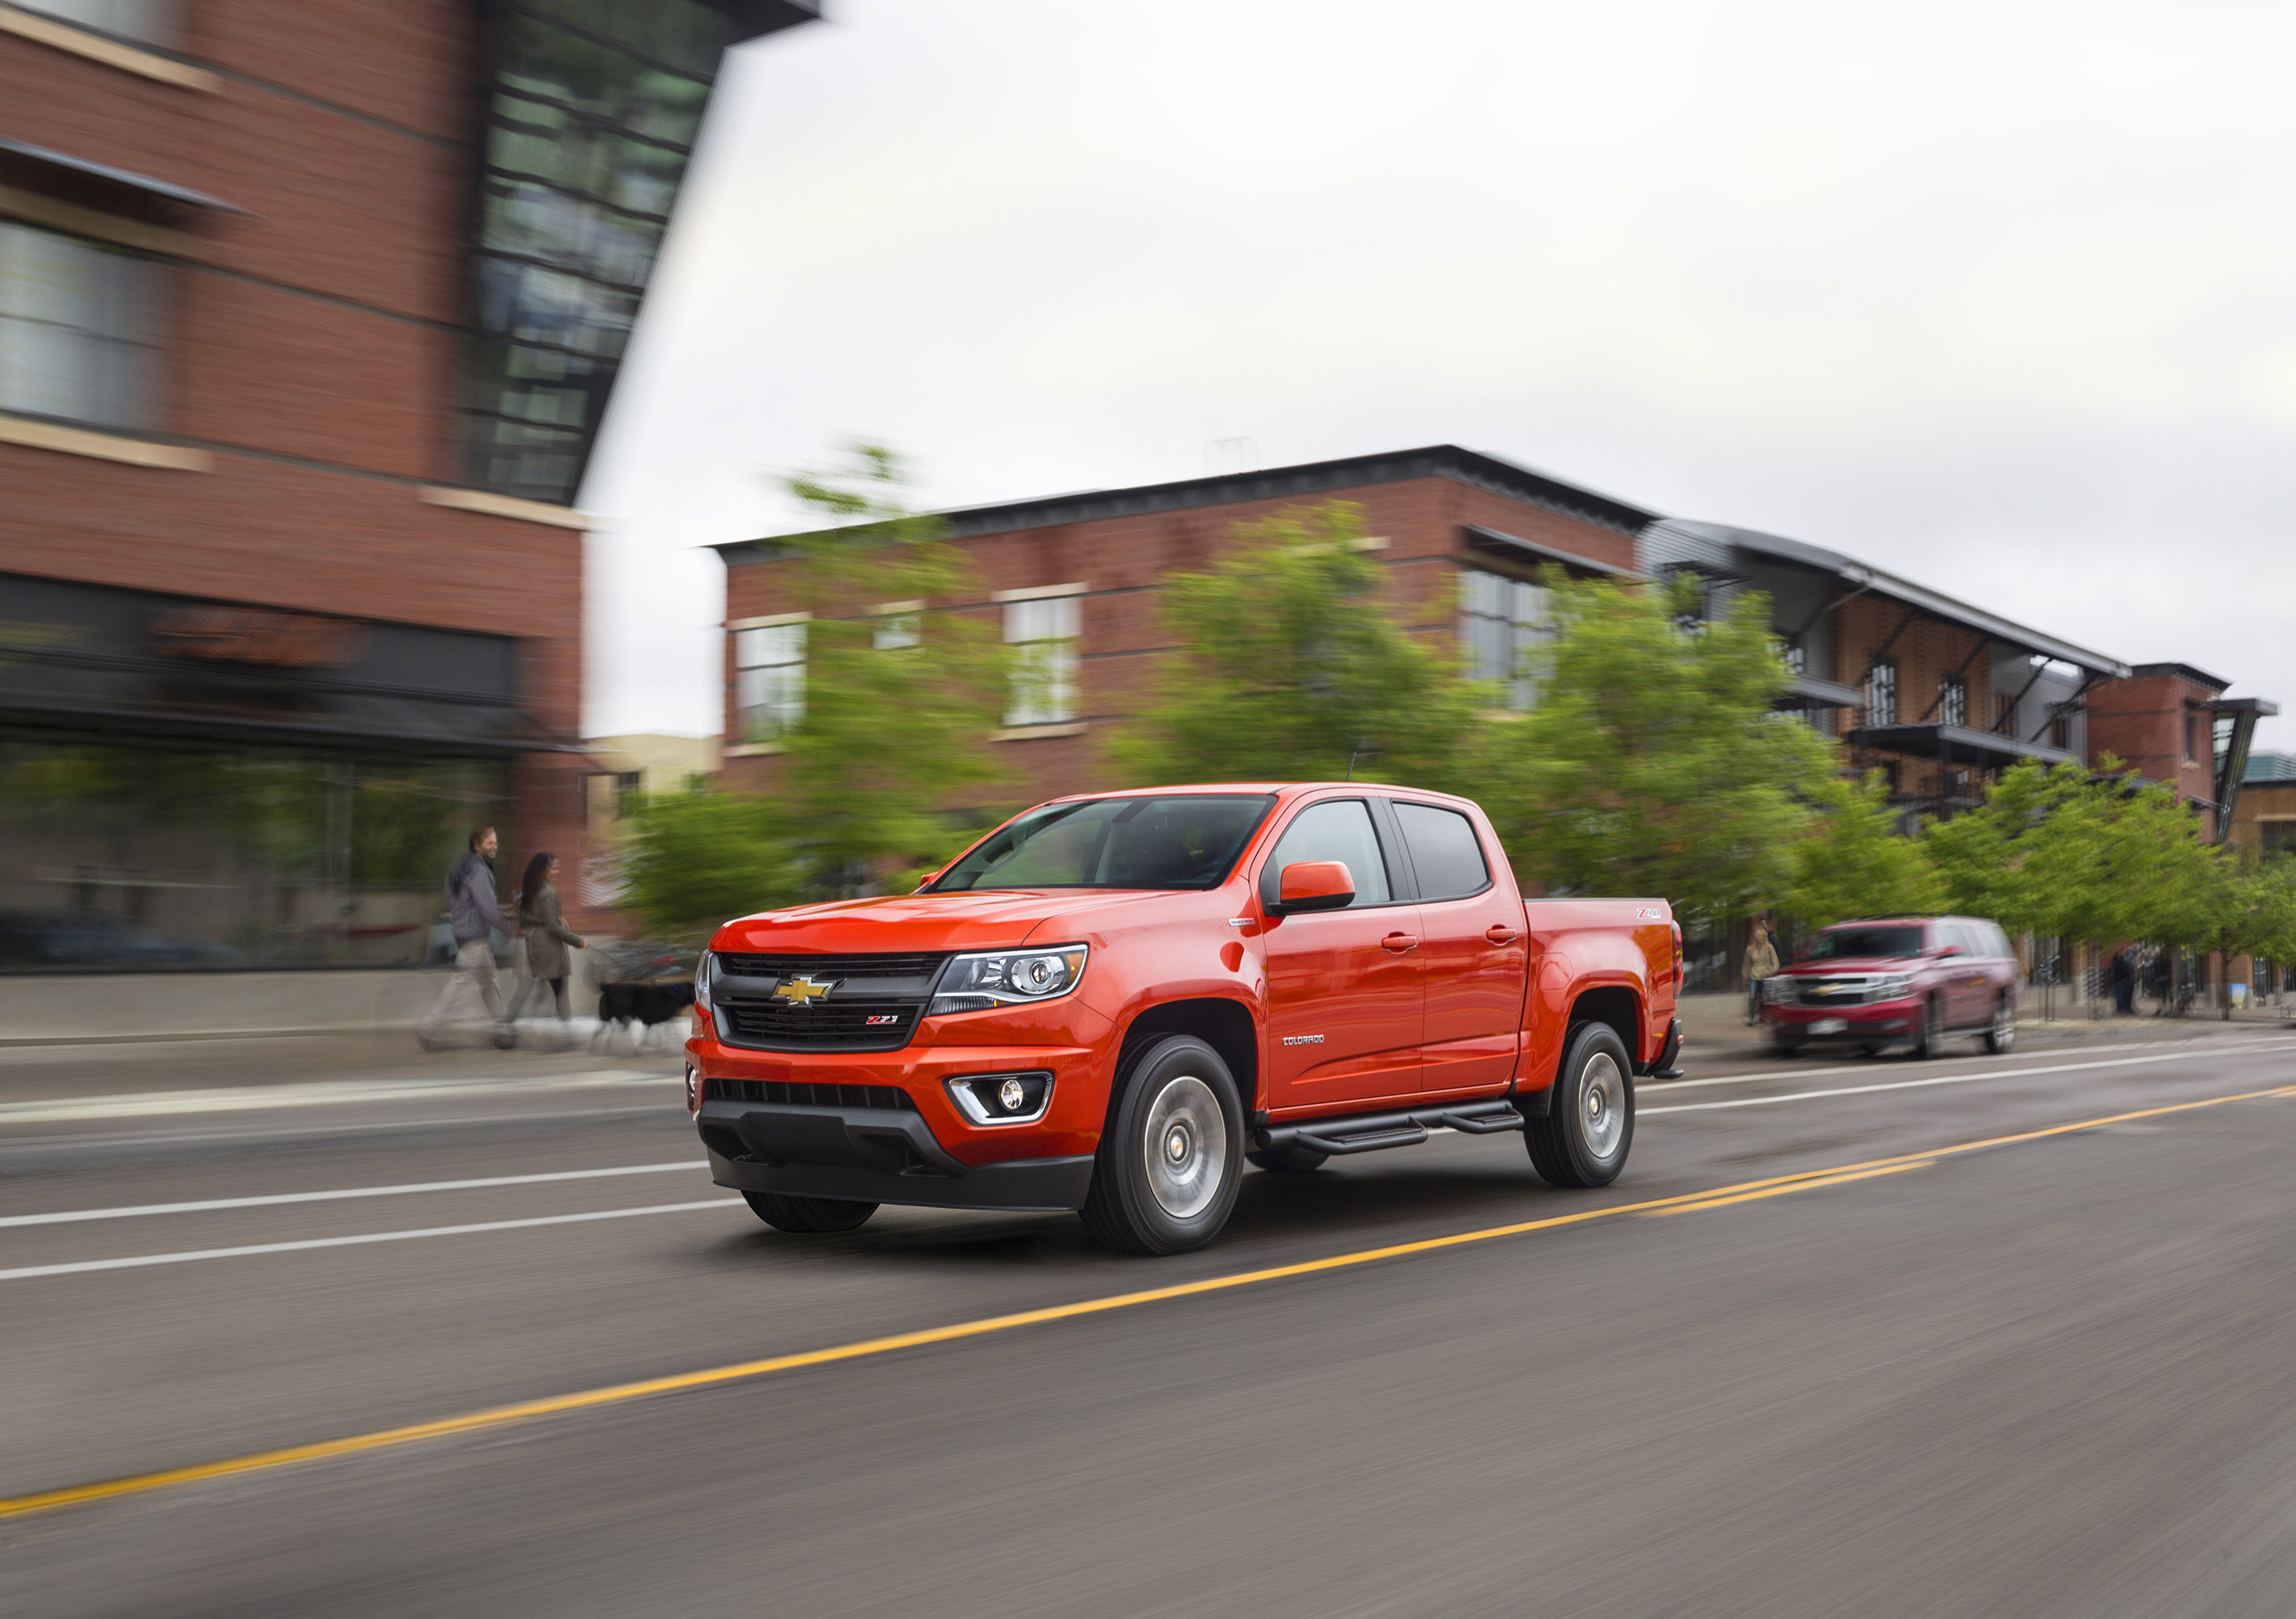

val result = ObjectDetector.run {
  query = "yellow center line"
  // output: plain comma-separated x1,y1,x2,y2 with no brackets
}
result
1644,1160,1933,1215
4,1077,2292,1522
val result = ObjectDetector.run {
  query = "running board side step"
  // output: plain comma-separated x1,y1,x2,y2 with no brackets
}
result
1256,1099,1527,1158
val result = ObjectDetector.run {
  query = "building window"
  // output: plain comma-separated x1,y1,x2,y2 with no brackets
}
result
1458,569,1550,710
1863,658,1898,729
733,623,804,741
1,221,165,431
872,614,919,651
462,0,744,506
615,769,644,812
1004,596,1080,726
1937,673,1967,728
2050,712,2072,752
2262,822,2296,857
14,0,175,45
1780,640,1806,677
2184,708,2200,763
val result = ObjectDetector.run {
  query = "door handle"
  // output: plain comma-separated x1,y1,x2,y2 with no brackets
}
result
1484,925,1520,946
1381,932,1420,954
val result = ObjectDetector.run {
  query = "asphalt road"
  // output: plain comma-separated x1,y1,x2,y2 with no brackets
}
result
5,1024,2296,1617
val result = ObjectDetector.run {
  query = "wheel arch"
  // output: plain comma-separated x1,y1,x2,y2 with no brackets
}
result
1568,984,1644,1069
1112,996,1260,1114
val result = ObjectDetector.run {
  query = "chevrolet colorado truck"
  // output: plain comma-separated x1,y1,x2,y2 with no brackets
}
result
687,783,1682,1254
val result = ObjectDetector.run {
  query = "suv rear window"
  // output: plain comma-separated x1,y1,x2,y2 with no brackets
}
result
1800,924,1925,961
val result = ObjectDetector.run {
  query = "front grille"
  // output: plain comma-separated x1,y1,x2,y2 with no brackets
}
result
717,952,950,982
716,997,919,1052
711,1077,917,1111
1797,978,1878,1006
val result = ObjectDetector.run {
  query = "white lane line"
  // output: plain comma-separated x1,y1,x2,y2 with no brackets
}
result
0,1069,673,1125
0,1162,707,1228
1651,1034,2294,1092
1643,1041,2296,1115
0,1200,745,1283
0,1103,673,1156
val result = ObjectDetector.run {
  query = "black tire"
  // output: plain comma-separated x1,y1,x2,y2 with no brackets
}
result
1856,1043,1882,1059
1768,1030,1802,1058
1525,1022,1635,1188
1911,995,1945,1060
1984,992,2017,1054
1246,1145,1329,1174
742,1190,876,1234
1080,1034,1245,1255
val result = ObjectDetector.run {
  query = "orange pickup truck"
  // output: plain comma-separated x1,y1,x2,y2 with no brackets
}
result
686,783,1682,1254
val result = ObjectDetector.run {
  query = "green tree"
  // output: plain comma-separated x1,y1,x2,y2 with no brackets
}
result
1488,572,1835,922
620,788,805,937
1786,769,1946,928
761,443,1013,893
1105,501,1491,792
2197,852,2296,1017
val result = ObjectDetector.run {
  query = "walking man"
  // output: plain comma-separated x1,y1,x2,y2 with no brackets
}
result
2110,945,2137,1016
1744,916,1780,1026
416,826,507,1049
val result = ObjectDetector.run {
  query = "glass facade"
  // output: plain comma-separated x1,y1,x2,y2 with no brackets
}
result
1458,568,1550,709
0,736,511,971
0,221,165,431
463,0,741,506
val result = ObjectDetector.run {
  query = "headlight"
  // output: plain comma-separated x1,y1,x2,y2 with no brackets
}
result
928,945,1088,1016
1761,977,1795,1004
1872,974,1915,999
694,950,714,1015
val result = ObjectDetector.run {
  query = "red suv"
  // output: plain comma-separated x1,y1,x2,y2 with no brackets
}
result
1760,916,2020,1059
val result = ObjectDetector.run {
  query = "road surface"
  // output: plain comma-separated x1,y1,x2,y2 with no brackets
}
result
3,1024,2294,1616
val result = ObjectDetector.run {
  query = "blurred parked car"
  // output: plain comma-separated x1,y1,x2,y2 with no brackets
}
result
1760,916,2019,1058
0,909,244,970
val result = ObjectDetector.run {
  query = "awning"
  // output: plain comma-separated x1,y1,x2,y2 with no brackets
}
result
0,138,248,217
1461,525,1640,579
1848,722,2079,770
1778,674,1862,711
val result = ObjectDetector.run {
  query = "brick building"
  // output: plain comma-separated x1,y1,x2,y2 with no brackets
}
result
2086,665,2278,843
713,445,1652,806
0,0,813,971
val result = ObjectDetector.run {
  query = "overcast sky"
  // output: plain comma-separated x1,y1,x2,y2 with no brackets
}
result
582,0,2296,752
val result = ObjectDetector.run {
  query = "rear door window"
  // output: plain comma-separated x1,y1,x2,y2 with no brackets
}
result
1259,800,1394,910
1390,801,1492,901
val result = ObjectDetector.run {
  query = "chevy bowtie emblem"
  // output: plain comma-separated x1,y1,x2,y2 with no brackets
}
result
771,975,838,1006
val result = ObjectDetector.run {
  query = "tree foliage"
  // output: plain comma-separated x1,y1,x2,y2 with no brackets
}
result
621,788,804,938
1786,770,1946,928
752,444,1012,894
1488,572,1835,923
1105,502,1490,793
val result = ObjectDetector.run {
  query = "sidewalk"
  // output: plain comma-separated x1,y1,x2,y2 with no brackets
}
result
1674,991,2295,1074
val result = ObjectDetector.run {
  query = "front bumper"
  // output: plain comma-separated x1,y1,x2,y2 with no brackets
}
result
1763,998,1920,1043
688,1029,1105,1211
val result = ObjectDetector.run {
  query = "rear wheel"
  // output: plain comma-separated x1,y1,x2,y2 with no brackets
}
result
742,1191,876,1234
1525,1022,1635,1188
1984,993,2017,1054
1081,1034,1245,1255
1246,1145,1329,1174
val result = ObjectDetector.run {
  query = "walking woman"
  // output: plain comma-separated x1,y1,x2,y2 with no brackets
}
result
1744,916,1781,1025
503,851,584,1039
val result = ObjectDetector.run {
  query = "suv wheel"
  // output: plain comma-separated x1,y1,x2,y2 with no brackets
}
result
1911,994,1946,1060
1984,993,2016,1054
1524,1022,1635,1188
1080,1034,1245,1255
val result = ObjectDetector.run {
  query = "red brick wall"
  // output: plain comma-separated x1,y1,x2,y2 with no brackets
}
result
2088,674,2221,830
720,474,1638,812
0,2,591,915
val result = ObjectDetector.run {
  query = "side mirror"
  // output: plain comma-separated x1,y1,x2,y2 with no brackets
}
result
1275,860,1355,914
1933,944,1963,958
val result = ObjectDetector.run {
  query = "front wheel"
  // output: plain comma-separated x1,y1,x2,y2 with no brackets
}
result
1525,1022,1635,1188
742,1191,876,1234
1080,1034,1245,1255
1911,995,1946,1060
1984,994,2017,1054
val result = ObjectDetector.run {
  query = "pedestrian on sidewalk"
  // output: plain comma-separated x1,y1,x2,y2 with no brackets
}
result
1744,916,1780,1026
416,826,507,1050
503,850,584,1042
2110,945,2137,1016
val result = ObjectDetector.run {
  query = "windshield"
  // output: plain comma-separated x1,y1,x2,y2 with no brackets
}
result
1799,924,1925,962
927,794,1275,892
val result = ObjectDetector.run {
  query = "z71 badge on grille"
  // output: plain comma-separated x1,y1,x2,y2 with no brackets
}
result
864,1014,900,1026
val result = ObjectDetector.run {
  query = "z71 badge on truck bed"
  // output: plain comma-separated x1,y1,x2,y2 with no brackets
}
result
686,783,1682,1254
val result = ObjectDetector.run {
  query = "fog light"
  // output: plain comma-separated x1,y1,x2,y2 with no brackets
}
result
685,1065,699,1111
946,1071,1054,1125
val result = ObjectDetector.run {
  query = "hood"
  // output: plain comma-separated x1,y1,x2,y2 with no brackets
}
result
711,888,1193,957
